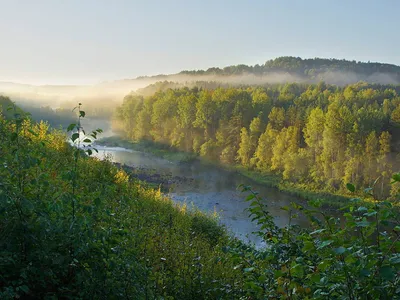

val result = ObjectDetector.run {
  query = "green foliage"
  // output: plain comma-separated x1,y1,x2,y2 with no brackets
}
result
113,82,400,200
0,106,239,299
0,103,399,298
232,184,400,299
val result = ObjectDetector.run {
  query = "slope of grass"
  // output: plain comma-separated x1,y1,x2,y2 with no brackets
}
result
0,116,242,299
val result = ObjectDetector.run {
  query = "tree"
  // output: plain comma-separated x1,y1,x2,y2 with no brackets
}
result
364,131,379,186
378,131,392,198
254,124,277,171
268,107,285,130
237,127,252,167
194,91,217,139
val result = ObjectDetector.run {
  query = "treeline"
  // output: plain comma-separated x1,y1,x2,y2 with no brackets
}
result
114,82,400,199
180,57,400,84
19,104,76,128
0,95,15,119
1,96,77,129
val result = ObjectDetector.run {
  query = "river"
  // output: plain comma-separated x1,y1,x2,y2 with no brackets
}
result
92,145,308,248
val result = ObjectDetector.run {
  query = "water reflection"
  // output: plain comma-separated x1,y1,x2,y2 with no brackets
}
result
93,146,308,248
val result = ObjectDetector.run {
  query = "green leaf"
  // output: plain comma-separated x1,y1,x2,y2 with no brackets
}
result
333,246,346,254
346,183,355,193
290,264,304,277
19,285,29,294
308,273,320,283
380,266,395,281
392,173,400,182
71,133,79,142
360,269,371,277
357,206,368,212
364,211,377,217
317,240,333,249
274,270,283,278
356,220,371,227
67,123,76,131
246,194,255,201
308,199,322,208
79,110,86,118
94,197,101,206
11,132,18,141
318,260,331,271
389,254,400,265
83,138,92,143
310,229,325,235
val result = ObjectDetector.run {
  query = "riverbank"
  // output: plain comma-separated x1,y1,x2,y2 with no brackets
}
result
96,136,355,208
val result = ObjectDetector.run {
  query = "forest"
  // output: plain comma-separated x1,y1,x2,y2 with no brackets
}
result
113,81,400,200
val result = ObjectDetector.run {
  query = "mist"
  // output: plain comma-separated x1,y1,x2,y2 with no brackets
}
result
1,67,399,126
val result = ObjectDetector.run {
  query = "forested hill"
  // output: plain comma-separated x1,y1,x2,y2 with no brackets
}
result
177,57,400,85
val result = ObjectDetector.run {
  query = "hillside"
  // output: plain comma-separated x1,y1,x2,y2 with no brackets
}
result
1,102,399,298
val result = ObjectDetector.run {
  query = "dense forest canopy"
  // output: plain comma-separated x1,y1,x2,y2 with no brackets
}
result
113,81,400,200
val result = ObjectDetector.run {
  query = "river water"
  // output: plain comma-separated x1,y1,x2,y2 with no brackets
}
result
92,145,308,248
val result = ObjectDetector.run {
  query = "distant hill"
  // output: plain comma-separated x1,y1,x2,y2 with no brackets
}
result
178,57,400,85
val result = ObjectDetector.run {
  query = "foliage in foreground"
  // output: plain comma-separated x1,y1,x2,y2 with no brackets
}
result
0,105,399,299
230,184,400,299
0,107,237,299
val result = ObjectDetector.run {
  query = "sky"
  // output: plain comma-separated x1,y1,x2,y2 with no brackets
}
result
0,0,399,85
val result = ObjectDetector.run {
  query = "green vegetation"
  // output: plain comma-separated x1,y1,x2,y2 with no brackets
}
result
19,105,76,129
0,96,18,119
113,81,400,202
1,103,399,298
0,106,237,298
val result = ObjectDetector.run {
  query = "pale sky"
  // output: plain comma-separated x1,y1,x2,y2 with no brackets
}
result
0,0,399,85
